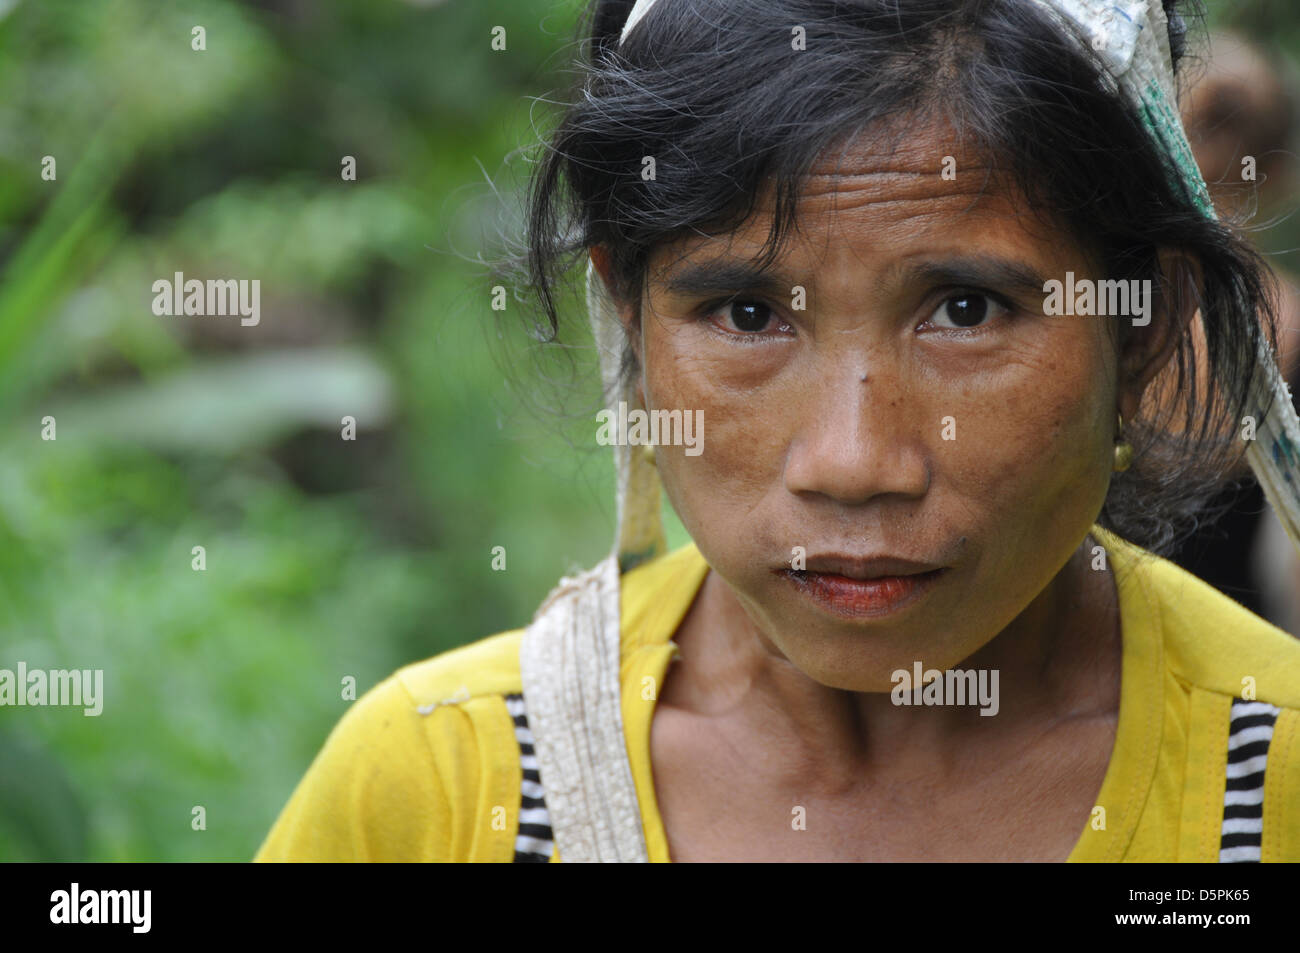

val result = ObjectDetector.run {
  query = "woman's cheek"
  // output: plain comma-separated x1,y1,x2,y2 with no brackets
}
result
644,341,790,545
942,341,1112,578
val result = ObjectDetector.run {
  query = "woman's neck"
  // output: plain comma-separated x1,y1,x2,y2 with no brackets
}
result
660,534,1123,790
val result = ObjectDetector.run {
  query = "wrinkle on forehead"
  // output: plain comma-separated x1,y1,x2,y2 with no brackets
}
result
804,119,1017,214
739,120,1048,255
649,114,1089,281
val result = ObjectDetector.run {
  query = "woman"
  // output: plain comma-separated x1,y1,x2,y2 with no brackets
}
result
256,0,1300,862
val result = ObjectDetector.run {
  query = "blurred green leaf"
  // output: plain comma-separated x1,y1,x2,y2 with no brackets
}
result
13,348,394,454
0,728,89,862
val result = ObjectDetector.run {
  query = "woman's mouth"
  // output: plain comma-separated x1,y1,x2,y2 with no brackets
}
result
778,565,946,619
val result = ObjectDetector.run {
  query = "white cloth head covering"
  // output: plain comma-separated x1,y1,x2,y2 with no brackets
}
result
518,0,1300,864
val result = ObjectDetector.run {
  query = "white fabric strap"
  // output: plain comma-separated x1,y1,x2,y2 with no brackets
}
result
518,555,650,862
515,258,663,866
587,257,668,568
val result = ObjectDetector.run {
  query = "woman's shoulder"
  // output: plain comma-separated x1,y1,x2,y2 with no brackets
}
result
391,627,528,705
255,629,531,862
1104,528,1300,709
326,626,532,769
254,543,706,863
1089,527,1300,861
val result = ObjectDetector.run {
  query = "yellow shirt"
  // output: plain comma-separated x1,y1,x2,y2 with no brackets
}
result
254,525,1300,862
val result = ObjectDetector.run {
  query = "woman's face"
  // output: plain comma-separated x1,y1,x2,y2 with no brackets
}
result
621,120,1147,692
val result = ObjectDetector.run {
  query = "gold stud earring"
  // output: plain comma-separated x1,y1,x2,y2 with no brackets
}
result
1114,411,1133,473
640,444,657,468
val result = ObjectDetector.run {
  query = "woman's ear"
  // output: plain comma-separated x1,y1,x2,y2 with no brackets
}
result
1117,248,1201,423
588,243,614,293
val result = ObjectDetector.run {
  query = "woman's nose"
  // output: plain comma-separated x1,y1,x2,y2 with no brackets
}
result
781,368,930,506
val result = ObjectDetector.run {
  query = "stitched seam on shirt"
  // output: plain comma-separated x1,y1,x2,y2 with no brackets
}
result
395,676,454,861
1200,690,1231,861
1112,542,1165,861
1167,672,1196,860
473,694,518,862
1203,695,1217,861
1262,707,1297,862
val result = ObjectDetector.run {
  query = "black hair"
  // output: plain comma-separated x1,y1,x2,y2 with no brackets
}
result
502,0,1282,555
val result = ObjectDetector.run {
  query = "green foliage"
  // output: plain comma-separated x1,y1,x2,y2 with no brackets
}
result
0,0,620,862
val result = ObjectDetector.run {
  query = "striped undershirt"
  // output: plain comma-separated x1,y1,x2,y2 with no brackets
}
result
1220,699,1282,862
504,693,555,862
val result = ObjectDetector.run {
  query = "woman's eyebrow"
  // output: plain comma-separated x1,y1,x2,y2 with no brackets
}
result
894,255,1050,298
659,253,1051,300
660,260,797,299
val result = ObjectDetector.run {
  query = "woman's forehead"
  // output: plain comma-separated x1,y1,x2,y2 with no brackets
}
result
646,114,1081,280
650,155,1074,285
798,119,1012,211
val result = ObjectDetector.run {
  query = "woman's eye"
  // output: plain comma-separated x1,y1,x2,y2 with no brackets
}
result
708,299,792,336
926,292,1010,330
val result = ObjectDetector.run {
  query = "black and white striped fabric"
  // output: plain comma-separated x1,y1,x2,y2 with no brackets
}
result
1220,699,1282,863
505,692,555,862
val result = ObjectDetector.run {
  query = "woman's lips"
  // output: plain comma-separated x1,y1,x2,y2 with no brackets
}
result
779,567,945,619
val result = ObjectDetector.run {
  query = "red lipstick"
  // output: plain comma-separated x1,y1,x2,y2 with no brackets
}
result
779,555,945,619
